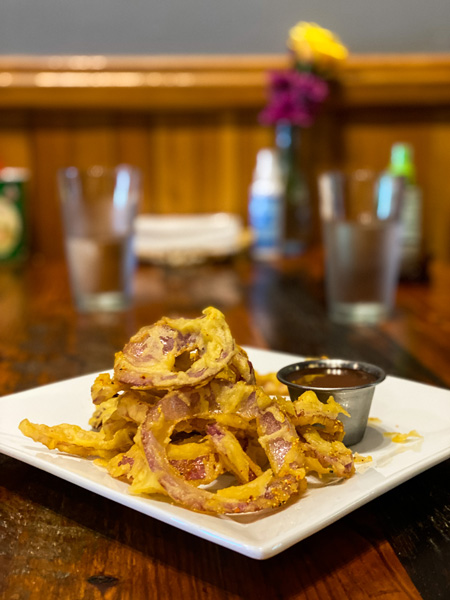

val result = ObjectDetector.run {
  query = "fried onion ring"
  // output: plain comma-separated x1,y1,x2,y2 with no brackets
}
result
19,306,355,516
114,307,236,390
139,381,307,514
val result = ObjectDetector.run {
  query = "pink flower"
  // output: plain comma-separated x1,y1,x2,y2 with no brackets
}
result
259,70,329,127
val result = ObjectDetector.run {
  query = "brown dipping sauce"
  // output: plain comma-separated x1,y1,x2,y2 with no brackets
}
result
288,367,377,389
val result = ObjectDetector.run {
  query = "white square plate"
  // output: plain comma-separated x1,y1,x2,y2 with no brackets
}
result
1,347,450,559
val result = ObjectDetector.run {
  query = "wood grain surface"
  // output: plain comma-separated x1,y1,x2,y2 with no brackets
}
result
1,251,450,599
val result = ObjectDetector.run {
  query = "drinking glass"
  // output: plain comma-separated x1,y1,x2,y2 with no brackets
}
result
318,169,404,324
58,165,141,312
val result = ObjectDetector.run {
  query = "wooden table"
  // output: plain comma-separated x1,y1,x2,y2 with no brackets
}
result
1,250,449,599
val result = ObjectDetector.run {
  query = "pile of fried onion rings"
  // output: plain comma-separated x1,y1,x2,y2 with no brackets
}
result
19,307,354,515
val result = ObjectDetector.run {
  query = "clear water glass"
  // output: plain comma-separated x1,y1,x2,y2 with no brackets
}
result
318,169,404,325
58,165,141,312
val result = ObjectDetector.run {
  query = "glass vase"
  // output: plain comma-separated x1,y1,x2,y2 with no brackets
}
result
275,123,312,256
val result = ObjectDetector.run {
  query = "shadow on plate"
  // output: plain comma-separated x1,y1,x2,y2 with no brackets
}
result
351,423,391,453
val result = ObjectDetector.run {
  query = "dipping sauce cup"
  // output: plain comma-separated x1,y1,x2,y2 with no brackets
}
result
277,359,386,445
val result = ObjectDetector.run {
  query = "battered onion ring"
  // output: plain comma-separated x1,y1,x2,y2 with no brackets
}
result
140,381,307,514
19,308,355,516
114,307,236,390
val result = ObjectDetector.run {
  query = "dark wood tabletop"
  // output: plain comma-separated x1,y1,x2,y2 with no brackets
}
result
1,249,450,600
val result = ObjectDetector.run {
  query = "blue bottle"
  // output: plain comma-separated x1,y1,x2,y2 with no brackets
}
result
248,149,284,260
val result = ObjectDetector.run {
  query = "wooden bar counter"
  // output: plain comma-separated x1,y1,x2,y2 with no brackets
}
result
1,249,449,599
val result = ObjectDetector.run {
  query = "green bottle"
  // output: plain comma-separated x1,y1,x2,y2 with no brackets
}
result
389,143,424,279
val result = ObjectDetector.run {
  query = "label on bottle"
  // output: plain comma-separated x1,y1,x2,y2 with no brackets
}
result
0,169,29,262
398,184,425,278
400,185,421,245
248,193,284,259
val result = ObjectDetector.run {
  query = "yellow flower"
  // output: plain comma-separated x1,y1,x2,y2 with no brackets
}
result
288,22,348,71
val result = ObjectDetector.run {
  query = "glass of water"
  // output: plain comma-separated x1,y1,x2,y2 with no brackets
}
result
58,165,141,312
318,169,404,325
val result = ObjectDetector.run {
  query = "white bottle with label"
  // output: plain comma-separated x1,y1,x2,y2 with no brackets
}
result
248,149,284,260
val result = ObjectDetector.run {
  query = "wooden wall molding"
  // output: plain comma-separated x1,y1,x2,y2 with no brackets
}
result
1,54,450,109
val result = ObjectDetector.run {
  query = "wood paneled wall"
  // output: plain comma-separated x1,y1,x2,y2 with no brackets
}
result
1,54,450,260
